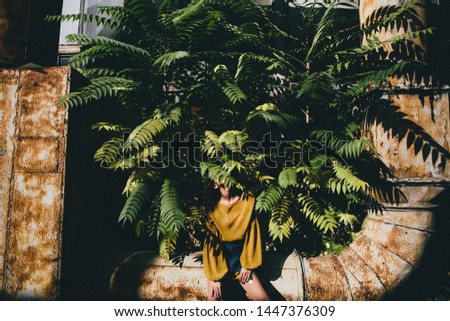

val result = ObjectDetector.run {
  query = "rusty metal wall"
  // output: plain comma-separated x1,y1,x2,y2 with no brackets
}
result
0,67,70,299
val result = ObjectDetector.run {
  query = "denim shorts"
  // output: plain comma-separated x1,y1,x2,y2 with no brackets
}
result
222,240,253,281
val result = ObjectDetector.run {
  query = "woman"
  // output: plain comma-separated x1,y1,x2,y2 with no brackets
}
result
202,180,269,301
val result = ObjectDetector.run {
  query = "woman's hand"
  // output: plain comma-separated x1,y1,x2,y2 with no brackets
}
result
239,267,252,284
210,281,222,300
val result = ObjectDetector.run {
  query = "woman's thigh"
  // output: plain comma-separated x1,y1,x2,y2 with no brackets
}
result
239,273,270,301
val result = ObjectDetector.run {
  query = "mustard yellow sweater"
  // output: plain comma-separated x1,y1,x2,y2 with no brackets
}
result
203,195,262,281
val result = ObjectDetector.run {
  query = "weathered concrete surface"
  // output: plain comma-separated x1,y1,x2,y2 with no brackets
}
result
370,93,450,179
367,207,434,232
110,252,208,300
109,199,433,300
0,67,70,299
362,218,431,265
303,255,352,300
359,0,427,62
338,247,386,300
349,235,414,292
110,251,305,301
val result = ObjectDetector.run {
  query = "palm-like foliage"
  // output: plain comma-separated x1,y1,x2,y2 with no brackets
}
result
47,0,444,258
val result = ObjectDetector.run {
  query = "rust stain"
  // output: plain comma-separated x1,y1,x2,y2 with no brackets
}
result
371,93,450,179
304,255,352,301
0,67,70,299
349,235,414,291
18,68,69,138
367,208,435,232
363,219,431,265
110,251,304,300
14,138,60,173
3,173,62,298
338,247,385,300
360,0,427,54
0,69,19,288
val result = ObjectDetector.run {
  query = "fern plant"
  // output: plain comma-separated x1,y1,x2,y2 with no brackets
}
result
47,0,445,259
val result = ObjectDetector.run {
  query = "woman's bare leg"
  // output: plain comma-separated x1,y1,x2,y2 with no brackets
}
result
239,273,269,301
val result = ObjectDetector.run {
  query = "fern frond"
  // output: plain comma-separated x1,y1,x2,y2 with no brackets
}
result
67,45,122,68
172,0,205,24
166,107,182,125
157,179,185,260
118,182,152,225
154,51,190,68
80,68,120,78
57,77,136,108
213,64,247,104
306,1,337,63
269,196,292,242
147,195,161,238
202,130,223,158
46,13,125,32
137,145,161,166
92,122,130,132
235,52,276,80
65,34,150,57
124,118,167,151
246,103,297,128
200,162,237,187
337,139,373,159
332,162,369,193
311,130,373,159
222,159,246,174
337,212,359,227
93,137,123,167
298,193,338,234
218,130,248,153
123,170,153,197
256,185,284,213
278,168,298,188
297,72,335,104
222,81,247,104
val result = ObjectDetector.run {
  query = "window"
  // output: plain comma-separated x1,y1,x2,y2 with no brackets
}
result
58,0,124,65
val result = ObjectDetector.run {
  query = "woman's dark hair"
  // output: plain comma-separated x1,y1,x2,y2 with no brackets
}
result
201,179,243,218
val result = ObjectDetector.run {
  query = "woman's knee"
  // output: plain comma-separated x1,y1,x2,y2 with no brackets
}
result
252,292,270,301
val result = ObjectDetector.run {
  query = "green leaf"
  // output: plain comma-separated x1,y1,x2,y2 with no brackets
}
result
256,185,284,213
118,182,152,226
157,179,185,260
154,51,190,68
278,168,298,188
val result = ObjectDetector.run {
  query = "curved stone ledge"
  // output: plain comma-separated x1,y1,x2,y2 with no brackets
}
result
303,255,352,301
362,218,432,266
109,196,439,300
338,247,386,300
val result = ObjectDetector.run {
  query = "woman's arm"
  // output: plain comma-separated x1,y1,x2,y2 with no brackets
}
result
240,215,263,271
203,221,228,283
